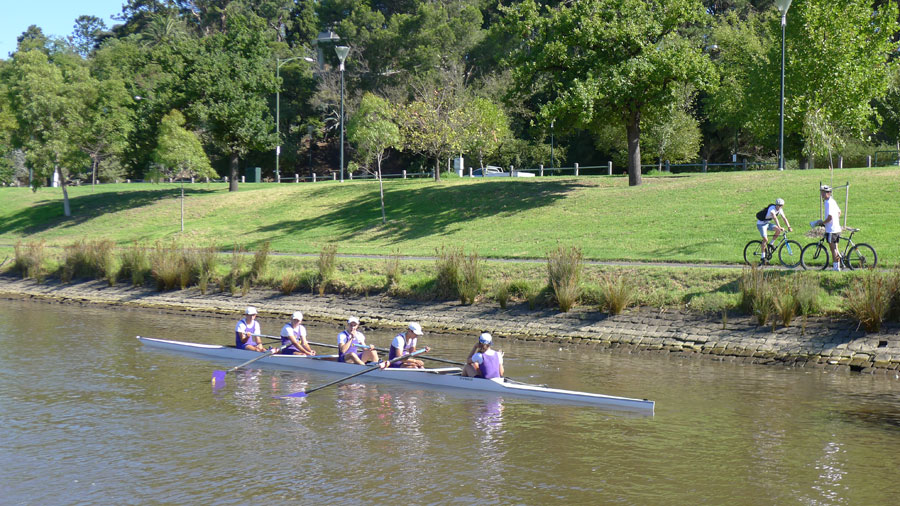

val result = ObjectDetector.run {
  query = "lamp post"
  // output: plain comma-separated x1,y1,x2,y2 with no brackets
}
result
275,56,303,183
776,0,792,171
335,45,350,183
550,119,555,169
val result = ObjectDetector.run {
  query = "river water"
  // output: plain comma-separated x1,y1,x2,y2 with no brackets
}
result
1,299,898,505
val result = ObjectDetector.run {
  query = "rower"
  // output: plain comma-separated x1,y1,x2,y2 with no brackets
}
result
280,311,316,356
462,332,504,379
235,306,265,352
338,317,382,366
388,322,429,369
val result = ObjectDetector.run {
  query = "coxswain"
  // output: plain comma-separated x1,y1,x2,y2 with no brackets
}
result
462,332,504,379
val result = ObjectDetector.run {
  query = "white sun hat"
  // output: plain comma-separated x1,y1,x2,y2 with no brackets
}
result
246,306,258,315
479,332,493,344
408,322,424,335
292,311,303,321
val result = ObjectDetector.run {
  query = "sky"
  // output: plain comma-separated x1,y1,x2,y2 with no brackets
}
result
1,0,125,59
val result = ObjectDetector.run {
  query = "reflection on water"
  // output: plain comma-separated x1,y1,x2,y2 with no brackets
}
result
1,298,899,504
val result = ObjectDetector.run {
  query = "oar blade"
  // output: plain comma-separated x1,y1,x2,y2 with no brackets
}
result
276,391,307,398
212,370,226,388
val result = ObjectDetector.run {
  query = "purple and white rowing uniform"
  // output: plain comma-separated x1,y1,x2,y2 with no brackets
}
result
388,333,417,367
280,322,307,354
234,318,261,349
471,349,501,379
337,330,365,362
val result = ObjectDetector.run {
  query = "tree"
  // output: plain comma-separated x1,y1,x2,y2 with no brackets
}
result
460,96,510,169
70,15,109,57
74,78,135,186
153,109,216,231
6,50,89,216
400,83,463,181
503,0,714,185
184,11,277,191
347,93,401,224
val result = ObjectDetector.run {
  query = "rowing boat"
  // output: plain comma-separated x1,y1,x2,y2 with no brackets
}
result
136,336,654,413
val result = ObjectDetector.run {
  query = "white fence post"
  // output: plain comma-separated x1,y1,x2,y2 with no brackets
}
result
402,170,407,179
574,163,579,176
866,155,872,167
332,173,336,180
607,161,612,176
312,173,317,183
702,159,707,173
241,176,245,183
539,164,544,177
295,174,299,183
838,156,843,169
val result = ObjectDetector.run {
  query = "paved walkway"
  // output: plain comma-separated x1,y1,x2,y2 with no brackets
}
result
1,276,898,374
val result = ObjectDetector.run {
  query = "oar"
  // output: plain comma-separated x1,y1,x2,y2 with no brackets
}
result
277,348,428,399
212,343,288,388
259,334,341,351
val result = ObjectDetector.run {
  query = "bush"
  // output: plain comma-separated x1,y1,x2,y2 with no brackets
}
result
149,241,189,291
495,280,510,309
846,271,894,332
384,251,401,290
457,251,483,305
60,239,117,285
227,245,247,294
739,266,776,326
119,242,150,287
434,245,462,300
598,271,634,315
13,240,47,282
280,273,298,295
548,245,583,312
317,244,337,295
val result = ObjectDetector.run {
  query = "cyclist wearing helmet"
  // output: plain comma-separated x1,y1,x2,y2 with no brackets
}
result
756,198,792,263
815,185,842,271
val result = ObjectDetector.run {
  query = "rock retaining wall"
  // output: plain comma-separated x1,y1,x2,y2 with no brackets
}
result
2,277,899,374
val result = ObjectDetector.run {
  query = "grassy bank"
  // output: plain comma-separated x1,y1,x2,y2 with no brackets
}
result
1,167,896,265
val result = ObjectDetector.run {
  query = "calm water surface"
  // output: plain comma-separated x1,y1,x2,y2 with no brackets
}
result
1,299,899,505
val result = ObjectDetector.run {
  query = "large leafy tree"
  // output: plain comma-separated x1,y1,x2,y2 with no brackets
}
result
74,78,135,186
347,92,401,224
504,0,714,185
184,11,277,191
6,50,89,216
460,96,511,170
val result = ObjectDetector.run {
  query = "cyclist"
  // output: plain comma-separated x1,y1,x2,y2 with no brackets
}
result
814,185,842,271
756,198,792,263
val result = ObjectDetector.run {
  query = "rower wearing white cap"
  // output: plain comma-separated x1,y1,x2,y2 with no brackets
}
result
462,332,504,379
388,322,430,369
338,316,381,366
280,311,316,356
235,306,265,352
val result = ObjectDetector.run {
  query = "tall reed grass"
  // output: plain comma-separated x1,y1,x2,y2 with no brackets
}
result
119,242,150,287
149,241,189,291
384,250,401,291
845,270,897,332
60,239,117,285
434,245,461,300
317,244,337,295
250,241,270,281
548,245,583,312
457,251,483,305
13,240,47,282
598,271,634,315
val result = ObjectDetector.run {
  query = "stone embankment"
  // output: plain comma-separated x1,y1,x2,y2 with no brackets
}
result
2,276,899,375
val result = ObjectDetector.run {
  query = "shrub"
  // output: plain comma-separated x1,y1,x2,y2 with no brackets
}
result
772,288,799,328
548,245,583,312
739,266,776,326
149,241,189,291
457,251,483,305
227,245,247,294
14,240,47,282
794,273,823,317
317,244,337,295
434,245,462,300
250,241,270,281
846,271,893,332
598,271,634,315
119,242,150,287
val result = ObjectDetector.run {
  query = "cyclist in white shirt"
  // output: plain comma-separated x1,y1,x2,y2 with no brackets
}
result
756,198,792,263
816,185,843,271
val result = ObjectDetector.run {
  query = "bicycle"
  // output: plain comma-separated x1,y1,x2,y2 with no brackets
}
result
800,227,877,270
743,230,802,268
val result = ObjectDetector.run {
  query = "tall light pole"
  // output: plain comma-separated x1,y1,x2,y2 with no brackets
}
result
275,56,302,183
335,45,350,183
776,0,792,171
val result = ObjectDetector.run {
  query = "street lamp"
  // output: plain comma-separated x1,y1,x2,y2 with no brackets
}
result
335,45,350,183
275,56,304,183
776,0,792,171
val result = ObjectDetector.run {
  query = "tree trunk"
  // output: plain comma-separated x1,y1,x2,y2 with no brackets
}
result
57,166,71,217
91,156,98,189
626,113,643,186
229,152,239,192
433,157,440,181
181,181,185,232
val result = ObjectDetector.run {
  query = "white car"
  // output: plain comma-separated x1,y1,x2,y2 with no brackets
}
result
471,166,535,177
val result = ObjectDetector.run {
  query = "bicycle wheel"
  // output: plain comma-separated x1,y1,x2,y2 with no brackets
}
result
800,242,829,270
778,240,803,268
845,243,878,270
743,240,765,265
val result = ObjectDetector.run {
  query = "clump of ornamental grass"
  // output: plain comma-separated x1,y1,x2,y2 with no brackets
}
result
384,250,401,291
495,280,511,309
434,245,462,300
60,239,118,285
317,244,337,295
119,242,150,287
739,266,776,326
280,272,298,295
845,270,894,333
149,241,188,291
250,241,270,282
227,245,247,295
457,251,483,305
547,245,583,312
598,271,634,315
14,240,47,282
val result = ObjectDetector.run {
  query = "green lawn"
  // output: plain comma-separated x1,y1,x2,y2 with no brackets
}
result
1,167,897,265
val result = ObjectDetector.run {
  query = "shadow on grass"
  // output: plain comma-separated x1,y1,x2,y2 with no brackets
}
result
256,179,585,246
0,187,219,237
